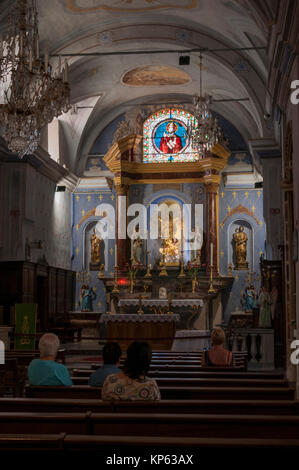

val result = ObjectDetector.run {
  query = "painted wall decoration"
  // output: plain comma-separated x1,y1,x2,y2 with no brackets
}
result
143,109,198,163
72,190,116,312
66,0,198,13
122,65,191,87
219,186,266,321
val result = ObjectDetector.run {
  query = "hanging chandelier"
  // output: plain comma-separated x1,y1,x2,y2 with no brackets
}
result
0,0,71,158
188,54,223,156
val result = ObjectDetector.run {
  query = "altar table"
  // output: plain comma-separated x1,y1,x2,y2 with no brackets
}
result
100,314,179,351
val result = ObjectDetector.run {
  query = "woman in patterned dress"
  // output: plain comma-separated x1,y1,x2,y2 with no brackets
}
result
102,341,160,401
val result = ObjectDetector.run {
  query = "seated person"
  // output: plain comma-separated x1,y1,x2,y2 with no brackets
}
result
102,341,160,401
28,333,72,386
89,342,121,387
202,327,233,367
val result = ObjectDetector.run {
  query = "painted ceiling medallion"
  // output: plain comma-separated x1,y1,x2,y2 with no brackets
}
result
66,0,198,13
122,65,191,87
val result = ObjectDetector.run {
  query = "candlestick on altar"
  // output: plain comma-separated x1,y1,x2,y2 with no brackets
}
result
144,251,152,278
159,242,168,277
167,292,173,315
178,250,186,278
208,264,215,294
114,243,117,267
129,269,134,294
112,265,119,293
210,242,214,267
137,294,143,315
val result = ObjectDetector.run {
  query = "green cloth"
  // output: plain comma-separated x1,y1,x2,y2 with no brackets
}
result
15,303,37,350
28,359,73,386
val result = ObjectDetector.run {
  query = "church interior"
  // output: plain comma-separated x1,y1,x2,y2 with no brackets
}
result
0,0,299,459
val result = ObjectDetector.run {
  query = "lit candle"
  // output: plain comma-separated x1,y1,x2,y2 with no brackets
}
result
210,243,213,267
115,244,117,266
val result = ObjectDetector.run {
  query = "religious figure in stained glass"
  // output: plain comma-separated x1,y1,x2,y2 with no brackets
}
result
158,121,184,154
143,108,198,163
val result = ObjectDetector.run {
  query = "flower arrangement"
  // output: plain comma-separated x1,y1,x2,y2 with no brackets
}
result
187,261,201,279
125,259,140,279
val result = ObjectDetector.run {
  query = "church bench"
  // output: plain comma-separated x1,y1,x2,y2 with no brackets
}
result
0,434,298,452
72,368,283,380
1,412,299,439
91,364,247,372
88,412,299,439
1,398,298,415
25,385,101,399
70,376,289,389
0,433,65,451
63,434,299,451
25,385,294,400
159,386,295,400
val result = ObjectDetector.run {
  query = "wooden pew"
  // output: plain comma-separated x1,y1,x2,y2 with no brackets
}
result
1,397,298,415
0,434,298,452
25,385,295,400
73,368,283,380
63,434,299,451
70,376,289,388
0,433,65,451
1,412,299,439
159,386,295,400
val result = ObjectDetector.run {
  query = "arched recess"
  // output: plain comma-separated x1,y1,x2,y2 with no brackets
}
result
228,218,253,270
82,218,107,272
145,193,193,268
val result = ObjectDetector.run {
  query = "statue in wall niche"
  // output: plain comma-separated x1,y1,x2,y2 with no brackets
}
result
233,226,248,270
132,237,143,265
90,229,102,269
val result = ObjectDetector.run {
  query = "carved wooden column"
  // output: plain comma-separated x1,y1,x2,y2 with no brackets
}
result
204,178,220,274
116,184,129,268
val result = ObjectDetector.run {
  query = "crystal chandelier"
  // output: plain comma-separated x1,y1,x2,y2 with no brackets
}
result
0,0,71,158
188,54,223,156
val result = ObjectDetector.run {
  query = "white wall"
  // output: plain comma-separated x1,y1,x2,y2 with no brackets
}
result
0,160,71,269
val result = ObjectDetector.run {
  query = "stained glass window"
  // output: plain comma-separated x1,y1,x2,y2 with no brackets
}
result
143,108,198,163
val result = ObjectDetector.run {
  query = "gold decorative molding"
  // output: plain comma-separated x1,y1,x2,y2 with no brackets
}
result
220,204,260,226
103,134,230,185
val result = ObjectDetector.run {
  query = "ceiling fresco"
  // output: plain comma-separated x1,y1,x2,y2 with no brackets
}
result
122,65,191,87
66,0,198,13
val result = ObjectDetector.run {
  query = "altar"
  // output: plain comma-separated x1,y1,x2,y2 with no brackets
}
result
102,267,233,332
100,313,179,351
118,298,204,330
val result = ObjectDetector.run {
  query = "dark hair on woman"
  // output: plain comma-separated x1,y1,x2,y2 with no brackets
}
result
102,342,122,365
123,341,152,379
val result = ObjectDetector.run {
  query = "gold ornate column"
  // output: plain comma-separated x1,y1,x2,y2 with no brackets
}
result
203,175,221,274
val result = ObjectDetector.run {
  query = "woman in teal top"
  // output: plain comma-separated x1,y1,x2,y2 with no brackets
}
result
28,333,72,386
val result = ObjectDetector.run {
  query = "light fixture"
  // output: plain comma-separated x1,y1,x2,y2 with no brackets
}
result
0,0,71,158
188,54,223,156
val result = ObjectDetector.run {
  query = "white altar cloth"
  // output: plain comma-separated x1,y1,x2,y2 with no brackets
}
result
118,299,204,307
100,314,180,323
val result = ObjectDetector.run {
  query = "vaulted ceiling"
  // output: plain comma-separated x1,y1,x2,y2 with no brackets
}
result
0,0,277,175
